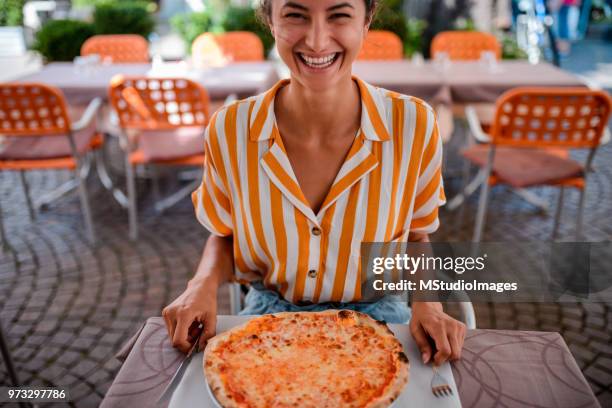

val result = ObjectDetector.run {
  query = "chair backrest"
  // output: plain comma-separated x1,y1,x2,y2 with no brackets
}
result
357,30,403,60
0,83,70,136
81,34,149,63
108,76,211,130
192,31,264,63
431,31,501,61
490,87,611,149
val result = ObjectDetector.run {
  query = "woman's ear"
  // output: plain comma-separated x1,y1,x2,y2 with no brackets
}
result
364,15,372,36
267,19,275,38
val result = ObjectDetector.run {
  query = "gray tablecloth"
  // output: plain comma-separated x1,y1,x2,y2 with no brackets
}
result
13,61,281,105
100,317,600,408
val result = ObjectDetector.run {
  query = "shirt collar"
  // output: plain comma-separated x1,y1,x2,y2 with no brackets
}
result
248,76,391,142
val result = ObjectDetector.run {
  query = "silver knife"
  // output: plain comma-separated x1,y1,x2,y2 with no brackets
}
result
157,324,203,407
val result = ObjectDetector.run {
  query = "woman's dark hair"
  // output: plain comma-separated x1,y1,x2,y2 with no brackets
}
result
257,0,378,24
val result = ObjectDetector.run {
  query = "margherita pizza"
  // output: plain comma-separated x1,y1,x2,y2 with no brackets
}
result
204,310,409,407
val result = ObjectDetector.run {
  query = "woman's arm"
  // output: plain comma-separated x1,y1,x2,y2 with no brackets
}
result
407,232,467,365
162,235,234,353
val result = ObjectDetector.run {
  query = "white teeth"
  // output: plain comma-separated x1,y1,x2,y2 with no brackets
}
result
300,53,337,68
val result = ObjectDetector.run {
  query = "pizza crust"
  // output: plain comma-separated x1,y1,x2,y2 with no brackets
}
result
204,310,409,408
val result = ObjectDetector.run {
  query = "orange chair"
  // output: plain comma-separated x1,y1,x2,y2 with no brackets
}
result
357,30,403,60
108,76,212,239
192,31,264,64
457,88,611,242
0,84,102,246
431,31,501,61
81,34,149,63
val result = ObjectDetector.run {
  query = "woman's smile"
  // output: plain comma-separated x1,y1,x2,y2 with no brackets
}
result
296,51,342,70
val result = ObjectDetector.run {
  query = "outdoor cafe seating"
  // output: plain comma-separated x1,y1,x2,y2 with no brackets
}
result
1,1,610,405
108,76,212,240
0,83,101,245
458,87,611,242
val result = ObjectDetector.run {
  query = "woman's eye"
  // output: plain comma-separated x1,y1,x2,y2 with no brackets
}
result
330,13,351,20
284,13,306,20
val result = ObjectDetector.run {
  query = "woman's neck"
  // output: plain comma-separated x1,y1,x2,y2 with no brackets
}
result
276,76,361,146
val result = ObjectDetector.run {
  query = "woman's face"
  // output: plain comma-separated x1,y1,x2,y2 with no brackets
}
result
269,0,370,91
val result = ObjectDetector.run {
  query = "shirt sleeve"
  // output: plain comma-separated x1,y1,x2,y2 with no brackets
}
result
409,106,446,235
191,113,233,237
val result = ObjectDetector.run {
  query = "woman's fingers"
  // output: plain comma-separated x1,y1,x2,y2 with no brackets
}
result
424,321,452,366
451,322,467,360
410,322,433,364
173,310,196,353
449,329,462,360
199,313,217,349
162,307,177,344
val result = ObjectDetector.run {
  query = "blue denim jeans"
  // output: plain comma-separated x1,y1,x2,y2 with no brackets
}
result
239,282,412,324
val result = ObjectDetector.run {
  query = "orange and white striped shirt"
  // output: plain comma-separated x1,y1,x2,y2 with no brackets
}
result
192,77,445,303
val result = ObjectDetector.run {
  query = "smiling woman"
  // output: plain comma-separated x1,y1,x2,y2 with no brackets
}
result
163,0,466,371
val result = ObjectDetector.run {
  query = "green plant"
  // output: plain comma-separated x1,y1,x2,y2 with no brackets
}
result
33,19,95,62
93,1,155,38
222,6,274,56
499,33,527,60
170,11,215,50
404,18,427,57
370,1,408,53
0,0,25,26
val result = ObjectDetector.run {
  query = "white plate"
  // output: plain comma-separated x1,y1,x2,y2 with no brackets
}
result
169,315,462,408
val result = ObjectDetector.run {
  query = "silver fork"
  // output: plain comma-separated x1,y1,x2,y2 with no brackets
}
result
431,365,453,397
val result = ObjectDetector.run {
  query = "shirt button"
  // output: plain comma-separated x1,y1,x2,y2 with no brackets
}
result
308,269,317,278
311,227,321,236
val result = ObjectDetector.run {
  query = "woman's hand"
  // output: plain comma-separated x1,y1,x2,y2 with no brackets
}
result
410,302,466,366
162,277,218,353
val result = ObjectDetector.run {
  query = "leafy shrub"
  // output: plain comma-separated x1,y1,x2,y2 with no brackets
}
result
170,11,215,50
222,6,274,56
499,33,527,60
93,1,155,38
371,2,408,52
404,18,427,57
33,19,95,62
0,0,25,26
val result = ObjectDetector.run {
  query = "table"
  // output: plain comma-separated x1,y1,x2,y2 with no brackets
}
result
353,60,586,105
13,61,281,105
100,317,600,408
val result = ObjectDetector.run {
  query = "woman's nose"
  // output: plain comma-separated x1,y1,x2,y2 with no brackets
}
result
304,19,332,52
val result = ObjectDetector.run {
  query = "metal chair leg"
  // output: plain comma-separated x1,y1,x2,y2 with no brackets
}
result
552,187,565,241
229,283,242,315
126,159,139,241
18,171,35,221
67,137,96,245
454,160,472,231
74,167,96,245
473,179,492,243
576,186,586,241
458,302,477,329
94,149,129,208
473,147,496,243
0,201,7,251
36,154,92,211
150,164,161,209
154,178,201,214
0,321,20,386
511,188,549,213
